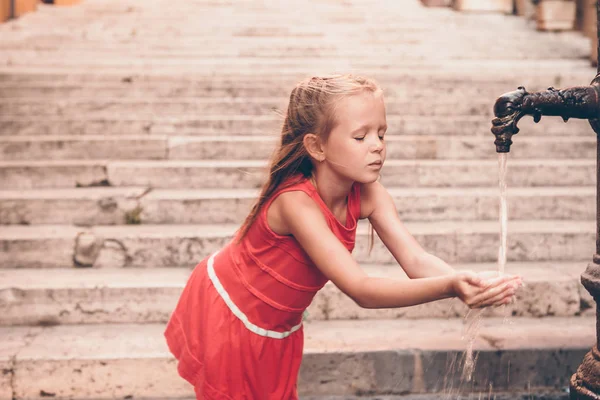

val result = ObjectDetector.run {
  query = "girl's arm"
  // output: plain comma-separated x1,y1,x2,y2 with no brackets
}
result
361,180,463,279
276,190,513,309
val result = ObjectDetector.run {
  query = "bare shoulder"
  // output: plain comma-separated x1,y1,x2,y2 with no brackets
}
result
266,189,320,236
359,180,389,219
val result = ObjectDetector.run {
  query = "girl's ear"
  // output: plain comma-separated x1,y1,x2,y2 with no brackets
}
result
303,133,325,162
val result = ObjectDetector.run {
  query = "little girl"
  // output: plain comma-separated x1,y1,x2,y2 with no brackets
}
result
164,74,522,400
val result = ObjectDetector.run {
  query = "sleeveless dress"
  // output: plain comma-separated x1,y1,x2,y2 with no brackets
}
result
164,175,361,399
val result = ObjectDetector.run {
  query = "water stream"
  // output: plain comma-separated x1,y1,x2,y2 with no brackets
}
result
460,153,510,386
498,153,509,276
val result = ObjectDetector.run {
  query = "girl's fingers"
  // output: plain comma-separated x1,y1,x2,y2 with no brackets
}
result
484,288,516,308
492,294,515,307
482,275,522,289
465,274,485,288
470,282,516,307
473,289,514,309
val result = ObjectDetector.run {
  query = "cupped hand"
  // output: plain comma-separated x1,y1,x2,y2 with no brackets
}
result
452,270,523,309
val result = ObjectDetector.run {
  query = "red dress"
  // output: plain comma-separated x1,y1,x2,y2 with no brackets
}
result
164,175,361,399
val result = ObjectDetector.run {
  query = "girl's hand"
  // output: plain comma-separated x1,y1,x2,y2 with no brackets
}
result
452,270,522,309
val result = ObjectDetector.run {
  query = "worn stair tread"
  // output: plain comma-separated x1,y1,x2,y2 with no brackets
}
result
0,158,596,167
0,220,596,241
0,185,596,200
0,317,594,362
0,261,587,290
1,134,596,143
0,259,592,326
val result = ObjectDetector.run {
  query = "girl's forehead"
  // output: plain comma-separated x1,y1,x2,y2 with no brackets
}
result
334,92,386,124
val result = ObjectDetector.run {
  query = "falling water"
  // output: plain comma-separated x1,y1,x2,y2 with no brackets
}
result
498,153,509,275
460,153,510,385
461,309,483,382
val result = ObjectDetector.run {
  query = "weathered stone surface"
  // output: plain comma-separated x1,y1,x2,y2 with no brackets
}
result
0,135,167,161
0,80,584,100
1,114,593,138
301,394,570,400
0,98,510,118
106,160,267,189
0,160,108,189
5,134,593,161
0,319,593,397
12,324,192,399
0,187,144,225
0,159,586,190
317,262,584,320
420,348,587,393
1,187,594,225
0,221,594,268
73,232,104,267
0,262,587,326
0,358,12,400
298,351,415,396
0,225,79,268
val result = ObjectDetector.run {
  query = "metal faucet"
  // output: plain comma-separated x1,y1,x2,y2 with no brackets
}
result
491,83,600,153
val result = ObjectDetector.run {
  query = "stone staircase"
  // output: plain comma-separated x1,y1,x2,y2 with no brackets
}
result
0,0,597,399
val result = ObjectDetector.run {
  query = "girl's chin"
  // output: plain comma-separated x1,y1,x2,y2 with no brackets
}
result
356,173,381,184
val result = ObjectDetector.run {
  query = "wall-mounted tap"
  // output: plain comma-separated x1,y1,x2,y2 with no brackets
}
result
491,81,600,153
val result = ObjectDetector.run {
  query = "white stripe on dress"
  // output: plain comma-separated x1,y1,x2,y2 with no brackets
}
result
206,251,305,339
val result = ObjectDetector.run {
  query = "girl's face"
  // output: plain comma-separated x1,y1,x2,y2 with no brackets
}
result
322,91,387,183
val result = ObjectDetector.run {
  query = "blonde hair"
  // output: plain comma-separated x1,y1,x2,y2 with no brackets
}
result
237,74,382,252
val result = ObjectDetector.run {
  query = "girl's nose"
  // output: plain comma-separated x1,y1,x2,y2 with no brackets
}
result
370,139,384,152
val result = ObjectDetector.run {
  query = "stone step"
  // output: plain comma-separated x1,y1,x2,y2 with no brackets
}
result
0,38,588,60
0,159,594,190
0,59,594,82
303,395,571,400
0,68,595,87
0,186,595,226
0,9,572,31
0,135,595,161
0,221,594,269
0,115,593,137
0,80,582,100
0,318,593,398
0,97,529,118
0,69,593,89
0,262,592,327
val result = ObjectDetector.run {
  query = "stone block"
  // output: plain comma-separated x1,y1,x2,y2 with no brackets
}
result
515,0,536,18
453,0,513,13
0,358,13,400
0,136,168,161
0,161,108,189
140,192,255,225
420,348,588,393
0,188,144,225
167,136,277,160
0,0,9,22
421,0,452,6
537,1,577,31
106,160,266,189
0,232,77,269
298,351,414,396
53,0,81,5
576,0,596,33
14,358,194,399
13,0,37,17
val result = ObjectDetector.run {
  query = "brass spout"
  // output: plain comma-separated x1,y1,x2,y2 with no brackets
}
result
491,81,600,153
